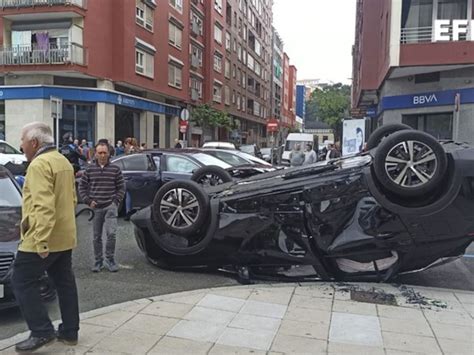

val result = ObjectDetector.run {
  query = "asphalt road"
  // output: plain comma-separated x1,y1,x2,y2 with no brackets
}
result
1,215,473,341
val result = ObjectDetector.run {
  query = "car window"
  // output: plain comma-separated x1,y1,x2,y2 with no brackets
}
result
235,151,272,166
121,155,151,171
0,177,21,207
165,156,199,173
213,151,249,166
190,153,232,169
0,142,20,155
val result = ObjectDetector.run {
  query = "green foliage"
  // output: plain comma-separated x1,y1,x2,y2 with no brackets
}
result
305,83,351,128
191,103,232,130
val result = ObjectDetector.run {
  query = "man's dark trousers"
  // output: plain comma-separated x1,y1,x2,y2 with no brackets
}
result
12,250,79,338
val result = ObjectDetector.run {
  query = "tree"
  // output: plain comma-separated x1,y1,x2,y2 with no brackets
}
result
305,83,351,140
191,103,232,140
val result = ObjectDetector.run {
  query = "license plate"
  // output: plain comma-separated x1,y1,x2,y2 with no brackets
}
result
0,284,4,299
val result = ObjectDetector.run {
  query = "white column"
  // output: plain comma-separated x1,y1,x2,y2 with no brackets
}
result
145,111,154,149
96,102,115,144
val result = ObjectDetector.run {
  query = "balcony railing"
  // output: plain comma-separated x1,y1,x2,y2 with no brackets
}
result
0,43,86,66
400,25,468,44
0,0,85,8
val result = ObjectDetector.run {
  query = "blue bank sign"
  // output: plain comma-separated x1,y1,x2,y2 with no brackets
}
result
0,86,181,116
382,87,474,111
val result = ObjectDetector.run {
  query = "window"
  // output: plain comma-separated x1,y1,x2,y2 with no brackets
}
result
213,83,222,102
169,22,182,48
225,31,231,50
190,77,203,98
214,24,223,44
136,0,154,31
121,154,152,171
135,49,154,78
191,44,203,67
135,50,144,73
165,156,198,173
168,63,182,88
402,112,453,139
170,0,183,12
225,59,231,78
214,0,223,13
191,12,204,35
214,53,222,72
224,86,231,105
0,142,20,154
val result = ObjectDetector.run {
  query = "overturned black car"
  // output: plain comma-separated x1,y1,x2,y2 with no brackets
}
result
131,125,474,282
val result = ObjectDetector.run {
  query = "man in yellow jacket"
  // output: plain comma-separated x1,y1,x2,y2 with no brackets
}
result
12,122,79,353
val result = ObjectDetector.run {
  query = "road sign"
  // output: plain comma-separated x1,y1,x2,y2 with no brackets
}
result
266,118,279,133
180,108,190,121
179,120,188,133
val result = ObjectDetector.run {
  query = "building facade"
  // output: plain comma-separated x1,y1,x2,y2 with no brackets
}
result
352,0,474,144
0,0,281,148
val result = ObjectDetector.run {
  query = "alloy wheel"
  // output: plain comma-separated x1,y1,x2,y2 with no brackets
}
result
197,173,225,186
159,188,200,229
384,140,438,188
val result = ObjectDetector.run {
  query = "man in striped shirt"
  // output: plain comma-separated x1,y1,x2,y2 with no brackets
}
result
79,141,125,272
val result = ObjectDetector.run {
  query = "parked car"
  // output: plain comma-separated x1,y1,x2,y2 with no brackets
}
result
239,144,263,159
0,166,55,310
131,125,474,283
0,140,26,166
202,142,236,149
111,149,268,213
201,148,273,168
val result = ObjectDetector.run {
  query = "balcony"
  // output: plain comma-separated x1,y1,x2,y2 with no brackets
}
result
0,43,86,65
0,0,86,8
400,25,468,44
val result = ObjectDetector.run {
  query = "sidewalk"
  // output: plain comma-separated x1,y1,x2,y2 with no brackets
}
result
0,282,472,354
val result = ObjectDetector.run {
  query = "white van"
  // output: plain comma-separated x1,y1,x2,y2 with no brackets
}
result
282,133,318,165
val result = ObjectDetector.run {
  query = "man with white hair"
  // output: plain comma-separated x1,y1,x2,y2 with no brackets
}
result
12,122,79,352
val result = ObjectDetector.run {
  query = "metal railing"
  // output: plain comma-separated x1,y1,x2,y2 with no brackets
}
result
400,25,469,43
0,0,85,8
0,43,86,65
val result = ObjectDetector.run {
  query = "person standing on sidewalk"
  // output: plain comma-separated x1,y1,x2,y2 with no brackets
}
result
79,141,125,272
12,122,80,353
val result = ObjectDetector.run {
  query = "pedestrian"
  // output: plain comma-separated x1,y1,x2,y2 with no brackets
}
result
115,140,125,156
124,137,138,154
12,122,80,353
79,141,125,272
140,142,147,151
303,143,317,165
174,138,182,148
60,132,86,174
326,143,342,160
80,139,90,167
289,143,305,167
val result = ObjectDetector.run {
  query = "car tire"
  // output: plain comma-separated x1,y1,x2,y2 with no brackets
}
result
191,165,232,186
373,130,447,197
366,123,412,150
152,180,209,236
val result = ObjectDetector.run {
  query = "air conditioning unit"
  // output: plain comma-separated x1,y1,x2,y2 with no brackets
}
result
191,55,200,68
191,88,199,101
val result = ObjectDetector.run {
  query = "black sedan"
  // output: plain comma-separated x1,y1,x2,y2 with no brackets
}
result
0,166,55,310
131,125,474,283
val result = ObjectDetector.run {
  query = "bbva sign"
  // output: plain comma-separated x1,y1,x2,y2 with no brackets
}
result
413,94,438,105
434,19,474,41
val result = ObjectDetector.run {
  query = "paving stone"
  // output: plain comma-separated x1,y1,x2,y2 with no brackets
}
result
385,350,426,355
148,336,213,354
248,288,294,305
217,327,277,351
208,344,267,355
423,308,472,326
379,317,433,337
93,328,161,354
377,305,426,322
197,294,246,312
119,314,179,335
430,321,473,341
209,288,253,300
284,306,331,325
278,319,329,340
329,312,382,347
74,323,115,348
328,341,385,354
228,313,281,332
84,349,131,355
167,319,226,343
454,291,474,305
270,333,327,354
140,301,193,318
153,292,205,305
437,337,474,355
294,285,334,299
289,294,333,311
184,306,236,325
332,299,378,316
81,310,135,328
240,300,287,319
382,331,442,354
118,300,152,313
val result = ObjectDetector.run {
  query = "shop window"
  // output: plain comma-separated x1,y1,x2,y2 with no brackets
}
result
402,112,453,140
59,102,96,144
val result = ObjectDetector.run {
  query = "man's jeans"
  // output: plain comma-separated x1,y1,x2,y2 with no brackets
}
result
12,250,79,338
92,204,118,263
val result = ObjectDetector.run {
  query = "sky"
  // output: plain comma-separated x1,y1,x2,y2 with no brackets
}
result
272,0,357,84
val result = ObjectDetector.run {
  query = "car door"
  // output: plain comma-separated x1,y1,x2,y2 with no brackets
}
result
160,154,200,183
115,154,160,208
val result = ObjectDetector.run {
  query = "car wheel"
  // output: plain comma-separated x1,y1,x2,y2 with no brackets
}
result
152,180,209,236
366,123,412,150
191,165,232,186
373,130,447,197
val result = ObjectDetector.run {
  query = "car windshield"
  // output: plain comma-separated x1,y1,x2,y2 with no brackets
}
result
0,177,21,207
234,151,272,166
261,148,272,155
191,153,232,169
0,142,21,155
285,141,312,151
239,145,255,154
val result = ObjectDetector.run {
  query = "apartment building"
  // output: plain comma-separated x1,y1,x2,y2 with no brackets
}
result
0,0,280,148
352,0,474,144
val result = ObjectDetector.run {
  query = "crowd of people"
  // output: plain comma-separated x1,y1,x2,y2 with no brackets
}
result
289,142,341,167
